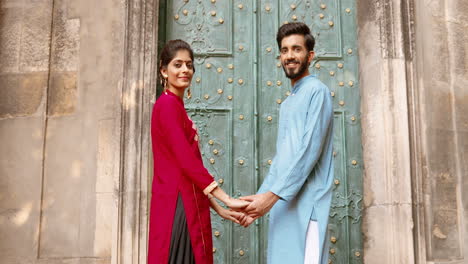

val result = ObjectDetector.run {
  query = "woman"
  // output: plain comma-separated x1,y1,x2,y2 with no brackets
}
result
148,39,248,264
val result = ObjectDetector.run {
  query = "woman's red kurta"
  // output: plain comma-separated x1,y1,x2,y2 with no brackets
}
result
148,90,215,264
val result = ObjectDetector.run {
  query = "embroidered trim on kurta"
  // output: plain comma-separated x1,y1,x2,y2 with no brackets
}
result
192,184,207,253
202,181,219,195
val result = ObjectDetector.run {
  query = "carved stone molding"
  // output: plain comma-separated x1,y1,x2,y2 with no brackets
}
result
114,0,159,263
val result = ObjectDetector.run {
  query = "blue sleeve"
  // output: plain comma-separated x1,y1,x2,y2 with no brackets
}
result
269,86,333,201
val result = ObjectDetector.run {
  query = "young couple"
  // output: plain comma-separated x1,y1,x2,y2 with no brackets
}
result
148,23,334,264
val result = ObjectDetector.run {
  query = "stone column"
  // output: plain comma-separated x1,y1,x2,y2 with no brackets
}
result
115,0,159,263
357,0,416,263
411,1,468,263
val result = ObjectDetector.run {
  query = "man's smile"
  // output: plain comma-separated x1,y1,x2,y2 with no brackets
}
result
284,61,300,68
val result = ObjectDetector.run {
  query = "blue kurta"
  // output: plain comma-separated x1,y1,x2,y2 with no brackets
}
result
258,74,334,264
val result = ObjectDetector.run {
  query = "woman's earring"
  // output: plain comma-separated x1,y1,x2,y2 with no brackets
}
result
186,85,192,99
161,76,167,90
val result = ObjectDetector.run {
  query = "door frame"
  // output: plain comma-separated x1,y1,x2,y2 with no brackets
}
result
109,0,419,263
114,0,160,263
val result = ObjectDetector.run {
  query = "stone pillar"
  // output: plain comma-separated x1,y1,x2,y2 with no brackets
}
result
116,0,159,263
411,0,468,263
357,0,416,263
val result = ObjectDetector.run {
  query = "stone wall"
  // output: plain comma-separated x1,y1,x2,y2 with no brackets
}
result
412,0,468,263
357,0,415,263
358,0,468,263
0,1,53,262
0,0,126,263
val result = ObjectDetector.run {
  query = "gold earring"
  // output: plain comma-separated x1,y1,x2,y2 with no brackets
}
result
186,85,192,99
161,77,168,90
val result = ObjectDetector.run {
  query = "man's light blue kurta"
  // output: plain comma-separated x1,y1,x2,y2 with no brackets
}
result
258,74,334,264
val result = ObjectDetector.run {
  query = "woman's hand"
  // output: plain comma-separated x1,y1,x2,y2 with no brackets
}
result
225,197,250,210
209,197,244,224
210,186,250,209
217,208,244,224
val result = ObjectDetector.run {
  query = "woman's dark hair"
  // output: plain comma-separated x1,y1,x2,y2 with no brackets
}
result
159,39,195,86
276,22,315,52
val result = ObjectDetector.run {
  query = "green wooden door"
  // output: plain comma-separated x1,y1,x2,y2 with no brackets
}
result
159,1,363,263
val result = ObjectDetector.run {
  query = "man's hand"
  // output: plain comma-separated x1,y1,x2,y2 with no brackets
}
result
239,192,280,218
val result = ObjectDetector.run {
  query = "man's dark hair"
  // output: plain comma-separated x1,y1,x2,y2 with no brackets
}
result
276,22,315,52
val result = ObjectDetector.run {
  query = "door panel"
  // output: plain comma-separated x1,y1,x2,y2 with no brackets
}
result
162,1,257,263
257,1,362,263
160,1,363,263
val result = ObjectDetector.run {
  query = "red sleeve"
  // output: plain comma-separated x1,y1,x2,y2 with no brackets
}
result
155,98,215,191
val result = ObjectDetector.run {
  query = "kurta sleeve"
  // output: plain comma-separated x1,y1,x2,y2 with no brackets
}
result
155,99,217,192
269,87,333,201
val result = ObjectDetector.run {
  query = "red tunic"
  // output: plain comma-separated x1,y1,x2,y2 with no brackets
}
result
148,90,215,264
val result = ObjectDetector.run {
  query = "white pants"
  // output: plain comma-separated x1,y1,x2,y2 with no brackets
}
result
304,220,319,264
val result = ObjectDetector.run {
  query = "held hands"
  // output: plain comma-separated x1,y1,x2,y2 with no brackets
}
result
210,199,245,224
209,187,279,227
240,192,279,218
208,187,250,224
211,197,255,226
212,197,251,224
234,192,280,227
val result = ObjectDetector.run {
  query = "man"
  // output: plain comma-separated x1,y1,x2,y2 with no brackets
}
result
240,22,334,264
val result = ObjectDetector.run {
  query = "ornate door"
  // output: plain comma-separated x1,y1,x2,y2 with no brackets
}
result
159,1,363,263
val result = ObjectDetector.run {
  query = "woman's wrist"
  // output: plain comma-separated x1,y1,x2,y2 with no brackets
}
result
209,198,226,215
211,186,231,205
221,195,233,207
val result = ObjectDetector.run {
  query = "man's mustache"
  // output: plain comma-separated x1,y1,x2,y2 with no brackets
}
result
284,60,300,64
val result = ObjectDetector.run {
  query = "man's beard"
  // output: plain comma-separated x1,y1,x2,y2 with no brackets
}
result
282,56,309,80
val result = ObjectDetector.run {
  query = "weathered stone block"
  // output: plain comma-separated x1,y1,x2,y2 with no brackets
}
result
454,90,468,132
19,1,53,72
39,117,99,258
363,204,414,264
0,73,47,118
430,208,461,259
426,128,457,177
424,87,455,130
450,0,468,25
0,117,44,260
47,72,77,116
50,0,80,72
96,119,116,193
424,128,463,260
93,193,113,257
0,6,22,73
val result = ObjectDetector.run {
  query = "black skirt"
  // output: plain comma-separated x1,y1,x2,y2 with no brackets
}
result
168,194,195,264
